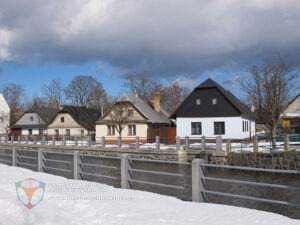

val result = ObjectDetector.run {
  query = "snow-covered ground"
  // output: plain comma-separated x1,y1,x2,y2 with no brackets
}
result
0,164,298,225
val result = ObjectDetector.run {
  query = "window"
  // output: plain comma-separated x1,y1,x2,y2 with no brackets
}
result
128,109,134,117
191,122,202,135
107,125,115,136
30,116,34,121
61,117,65,123
212,98,218,104
66,129,70,136
196,99,201,105
128,125,136,136
214,122,225,135
28,129,32,135
55,129,59,136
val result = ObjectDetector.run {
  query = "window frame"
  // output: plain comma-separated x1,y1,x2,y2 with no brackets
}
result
128,124,136,136
191,122,202,135
107,125,115,136
214,121,225,135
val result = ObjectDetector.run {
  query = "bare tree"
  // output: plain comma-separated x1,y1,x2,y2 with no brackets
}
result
107,100,130,136
242,57,297,149
42,79,65,108
1,83,25,126
65,75,108,109
123,73,162,102
160,81,190,114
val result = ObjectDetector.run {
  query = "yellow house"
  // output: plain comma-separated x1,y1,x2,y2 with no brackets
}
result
47,106,101,138
95,93,171,144
281,94,300,133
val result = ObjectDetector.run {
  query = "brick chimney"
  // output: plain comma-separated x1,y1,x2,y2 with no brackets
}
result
153,92,161,112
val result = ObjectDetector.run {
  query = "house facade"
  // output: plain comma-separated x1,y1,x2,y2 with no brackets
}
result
171,79,256,139
280,94,300,134
12,104,58,136
0,94,10,134
47,106,101,137
95,93,171,143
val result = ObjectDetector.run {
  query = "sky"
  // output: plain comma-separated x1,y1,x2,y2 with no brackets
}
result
0,0,300,99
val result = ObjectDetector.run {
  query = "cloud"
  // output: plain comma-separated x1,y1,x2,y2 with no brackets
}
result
1,0,300,77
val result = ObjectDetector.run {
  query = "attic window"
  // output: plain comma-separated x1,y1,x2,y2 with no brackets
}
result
196,99,201,105
30,116,34,121
61,117,65,123
212,98,218,105
128,109,134,117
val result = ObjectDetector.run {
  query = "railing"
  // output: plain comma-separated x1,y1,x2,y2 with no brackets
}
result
1,133,299,152
0,145,299,216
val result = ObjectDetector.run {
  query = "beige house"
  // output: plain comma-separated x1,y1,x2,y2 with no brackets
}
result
281,94,300,133
95,93,171,144
47,106,101,138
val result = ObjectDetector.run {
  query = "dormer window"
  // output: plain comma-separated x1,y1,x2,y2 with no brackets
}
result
212,98,218,105
196,99,201,105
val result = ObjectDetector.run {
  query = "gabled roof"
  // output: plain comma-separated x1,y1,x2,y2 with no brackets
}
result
171,78,256,120
0,93,10,112
98,94,170,124
57,106,102,130
281,94,300,118
27,106,59,124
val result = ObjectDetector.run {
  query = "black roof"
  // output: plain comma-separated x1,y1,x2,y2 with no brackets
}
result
58,106,102,131
171,78,256,120
26,106,59,124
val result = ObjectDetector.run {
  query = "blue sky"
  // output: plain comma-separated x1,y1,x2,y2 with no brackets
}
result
0,0,300,100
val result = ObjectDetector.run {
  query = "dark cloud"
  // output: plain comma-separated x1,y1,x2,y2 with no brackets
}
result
1,0,300,77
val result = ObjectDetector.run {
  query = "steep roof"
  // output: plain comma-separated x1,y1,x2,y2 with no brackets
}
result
171,78,256,120
98,94,170,124
0,93,10,113
58,106,102,130
27,106,59,124
281,94,300,118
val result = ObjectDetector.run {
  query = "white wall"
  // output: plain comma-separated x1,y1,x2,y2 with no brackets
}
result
176,117,255,139
47,128,89,136
21,129,40,136
0,93,10,134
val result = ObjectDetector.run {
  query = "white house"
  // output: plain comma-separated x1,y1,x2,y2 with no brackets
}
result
0,93,10,134
171,79,256,139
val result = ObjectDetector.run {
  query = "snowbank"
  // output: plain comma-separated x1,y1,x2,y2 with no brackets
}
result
0,164,298,225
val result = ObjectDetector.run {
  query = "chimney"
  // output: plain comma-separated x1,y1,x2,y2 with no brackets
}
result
153,92,161,112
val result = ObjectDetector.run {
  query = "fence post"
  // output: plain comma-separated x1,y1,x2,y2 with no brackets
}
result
17,136,21,144
253,135,258,153
155,136,160,150
135,136,140,149
176,136,181,150
74,151,83,180
63,135,66,146
42,135,45,145
12,146,18,167
192,158,205,202
185,136,189,150
101,136,105,148
216,136,222,151
74,136,78,146
52,136,55,146
38,149,46,172
88,136,92,147
226,139,231,152
121,154,132,189
11,135,14,144
33,136,37,145
5,134,8,143
284,134,290,152
118,136,122,148
201,136,205,150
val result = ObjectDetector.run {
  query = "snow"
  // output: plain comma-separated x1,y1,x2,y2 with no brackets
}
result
0,164,299,225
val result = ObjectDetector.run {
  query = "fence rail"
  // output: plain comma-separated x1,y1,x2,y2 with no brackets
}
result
1,133,300,152
0,145,299,217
